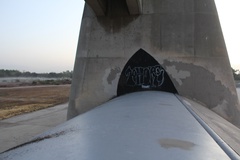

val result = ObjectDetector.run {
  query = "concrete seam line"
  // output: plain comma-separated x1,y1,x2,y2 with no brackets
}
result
175,94,240,160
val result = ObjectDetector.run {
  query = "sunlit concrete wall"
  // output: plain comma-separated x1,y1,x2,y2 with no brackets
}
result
68,0,240,127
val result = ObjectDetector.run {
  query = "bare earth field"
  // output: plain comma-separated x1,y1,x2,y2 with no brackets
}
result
0,82,238,120
0,85,70,120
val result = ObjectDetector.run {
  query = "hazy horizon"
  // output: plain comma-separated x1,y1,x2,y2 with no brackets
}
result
0,68,72,73
0,0,240,72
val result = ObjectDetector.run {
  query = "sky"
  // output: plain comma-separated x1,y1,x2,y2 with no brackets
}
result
0,0,84,73
215,0,240,71
0,0,239,73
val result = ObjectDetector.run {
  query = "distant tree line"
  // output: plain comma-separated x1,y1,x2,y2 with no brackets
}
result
0,69,73,78
2,68,239,81
233,68,240,81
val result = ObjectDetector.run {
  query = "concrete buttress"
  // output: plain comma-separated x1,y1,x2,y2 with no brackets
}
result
68,0,240,127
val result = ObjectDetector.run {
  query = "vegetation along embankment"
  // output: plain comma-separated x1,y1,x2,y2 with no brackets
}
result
0,69,72,87
233,69,240,88
0,69,72,119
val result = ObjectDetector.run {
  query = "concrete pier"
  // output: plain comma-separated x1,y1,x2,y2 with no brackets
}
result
68,0,240,127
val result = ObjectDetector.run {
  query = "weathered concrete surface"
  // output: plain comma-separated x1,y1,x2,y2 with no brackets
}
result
181,96,240,156
85,0,142,16
1,92,236,160
84,0,107,16
68,0,240,127
0,103,67,153
126,0,142,15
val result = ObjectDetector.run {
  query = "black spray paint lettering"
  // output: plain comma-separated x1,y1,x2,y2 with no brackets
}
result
125,65,165,88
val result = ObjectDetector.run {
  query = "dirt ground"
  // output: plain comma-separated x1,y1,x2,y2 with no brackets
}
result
0,85,70,120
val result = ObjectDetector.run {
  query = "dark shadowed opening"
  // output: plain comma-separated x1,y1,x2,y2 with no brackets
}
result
117,49,178,96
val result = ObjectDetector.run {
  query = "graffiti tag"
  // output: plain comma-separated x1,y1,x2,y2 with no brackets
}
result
125,65,165,88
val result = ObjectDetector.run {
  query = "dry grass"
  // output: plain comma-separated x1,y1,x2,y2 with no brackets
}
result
0,85,70,120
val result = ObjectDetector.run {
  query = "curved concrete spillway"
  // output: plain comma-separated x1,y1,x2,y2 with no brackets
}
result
1,91,238,159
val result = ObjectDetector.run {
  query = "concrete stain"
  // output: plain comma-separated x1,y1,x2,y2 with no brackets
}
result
2,129,72,153
165,65,190,86
163,60,240,126
107,67,121,85
159,138,195,150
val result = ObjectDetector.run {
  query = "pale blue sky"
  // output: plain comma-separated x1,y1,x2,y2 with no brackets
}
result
0,0,239,72
0,0,84,72
215,0,240,71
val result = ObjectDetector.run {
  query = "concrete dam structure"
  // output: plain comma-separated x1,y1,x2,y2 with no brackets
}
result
68,0,240,127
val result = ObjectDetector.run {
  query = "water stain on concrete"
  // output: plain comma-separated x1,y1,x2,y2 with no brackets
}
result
159,138,195,150
107,67,121,85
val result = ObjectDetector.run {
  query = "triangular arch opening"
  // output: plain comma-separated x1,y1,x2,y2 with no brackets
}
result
117,49,178,96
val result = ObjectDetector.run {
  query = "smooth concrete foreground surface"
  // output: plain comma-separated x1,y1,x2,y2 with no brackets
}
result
0,91,236,160
0,103,67,153
0,89,239,154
